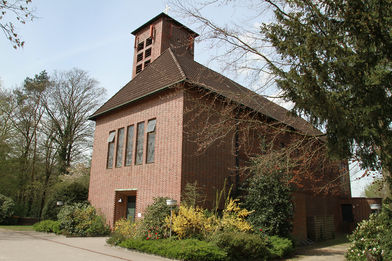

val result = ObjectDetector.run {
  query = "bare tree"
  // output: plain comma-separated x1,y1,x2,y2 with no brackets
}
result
44,68,105,174
0,0,34,48
37,119,59,218
168,0,281,95
183,87,349,196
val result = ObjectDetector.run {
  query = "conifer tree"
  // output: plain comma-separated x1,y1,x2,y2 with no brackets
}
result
261,0,392,197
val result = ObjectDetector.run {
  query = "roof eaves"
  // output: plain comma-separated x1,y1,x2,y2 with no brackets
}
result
89,79,186,120
131,12,199,37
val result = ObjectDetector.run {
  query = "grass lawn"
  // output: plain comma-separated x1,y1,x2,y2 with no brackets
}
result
0,225,34,231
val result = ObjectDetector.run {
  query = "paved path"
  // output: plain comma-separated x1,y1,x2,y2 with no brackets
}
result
288,242,350,260
0,228,171,261
0,228,350,261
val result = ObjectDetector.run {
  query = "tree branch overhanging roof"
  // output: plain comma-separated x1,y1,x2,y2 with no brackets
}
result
90,48,321,137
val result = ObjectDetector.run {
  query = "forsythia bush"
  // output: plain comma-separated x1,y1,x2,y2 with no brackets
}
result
169,205,214,239
107,195,295,260
114,219,139,238
107,218,142,245
168,198,253,239
220,199,253,232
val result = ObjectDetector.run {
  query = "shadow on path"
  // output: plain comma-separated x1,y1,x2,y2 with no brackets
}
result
288,235,350,260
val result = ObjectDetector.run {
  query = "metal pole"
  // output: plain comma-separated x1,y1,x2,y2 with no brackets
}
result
169,206,173,238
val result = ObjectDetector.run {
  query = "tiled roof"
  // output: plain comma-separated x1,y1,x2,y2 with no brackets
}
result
90,49,321,136
131,12,199,37
90,49,185,119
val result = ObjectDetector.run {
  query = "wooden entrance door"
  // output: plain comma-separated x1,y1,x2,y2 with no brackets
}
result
127,196,136,222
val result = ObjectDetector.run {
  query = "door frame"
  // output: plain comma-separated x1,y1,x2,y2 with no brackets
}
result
114,189,137,226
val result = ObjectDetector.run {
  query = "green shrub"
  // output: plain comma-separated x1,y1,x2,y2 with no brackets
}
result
141,197,175,239
210,231,269,261
57,203,110,237
267,235,294,259
119,238,227,261
43,181,88,220
346,211,392,260
0,194,15,224
33,220,60,234
243,171,293,237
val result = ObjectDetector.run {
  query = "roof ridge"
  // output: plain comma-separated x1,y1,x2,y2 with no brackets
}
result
168,48,187,80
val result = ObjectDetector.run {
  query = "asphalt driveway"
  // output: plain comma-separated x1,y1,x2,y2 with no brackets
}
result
0,228,171,261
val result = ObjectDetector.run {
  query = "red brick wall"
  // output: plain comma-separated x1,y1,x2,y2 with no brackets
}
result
161,17,195,60
181,88,236,208
180,87,350,240
89,82,352,239
292,192,307,240
305,194,342,236
341,197,382,224
132,18,164,78
89,88,184,227
132,16,195,78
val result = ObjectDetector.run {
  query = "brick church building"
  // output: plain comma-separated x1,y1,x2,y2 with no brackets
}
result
88,13,358,240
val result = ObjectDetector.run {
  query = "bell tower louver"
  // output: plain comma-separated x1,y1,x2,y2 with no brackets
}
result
131,13,199,78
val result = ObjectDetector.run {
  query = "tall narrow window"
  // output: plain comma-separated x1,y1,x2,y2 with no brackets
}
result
135,122,144,165
115,128,124,168
125,125,134,166
107,131,116,169
146,119,156,163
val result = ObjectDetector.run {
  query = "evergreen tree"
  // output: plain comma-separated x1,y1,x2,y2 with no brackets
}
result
261,0,392,196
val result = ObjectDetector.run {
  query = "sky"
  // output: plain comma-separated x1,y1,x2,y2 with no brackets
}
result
0,0,374,197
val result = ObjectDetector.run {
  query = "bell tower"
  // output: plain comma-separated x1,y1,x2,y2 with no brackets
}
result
131,13,199,78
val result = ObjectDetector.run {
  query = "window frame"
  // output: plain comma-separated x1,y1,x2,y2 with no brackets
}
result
135,121,145,165
124,125,135,166
106,131,116,169
115,128,125,168
146,119,156,164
